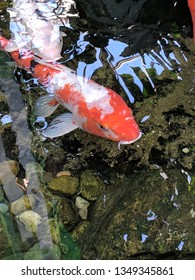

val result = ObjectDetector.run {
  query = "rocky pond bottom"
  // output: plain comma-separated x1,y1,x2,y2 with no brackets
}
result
0,0,195,259
0,160,195,259
0,38,195,258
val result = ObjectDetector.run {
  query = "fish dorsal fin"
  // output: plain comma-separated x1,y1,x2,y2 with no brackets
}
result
34,94,59,117
42,113,79,138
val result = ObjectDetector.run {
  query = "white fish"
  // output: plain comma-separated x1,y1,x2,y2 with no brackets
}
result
5,0,78,61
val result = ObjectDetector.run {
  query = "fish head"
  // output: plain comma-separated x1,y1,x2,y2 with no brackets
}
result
79,88,141,144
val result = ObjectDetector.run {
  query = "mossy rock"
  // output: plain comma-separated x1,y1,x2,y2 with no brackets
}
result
80,170,105,201
57,198,79,230
10,194,37,215
79,169,195,259
0,160,19,184
48,176,79,196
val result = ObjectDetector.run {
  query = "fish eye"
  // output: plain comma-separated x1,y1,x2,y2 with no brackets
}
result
98,124,109,131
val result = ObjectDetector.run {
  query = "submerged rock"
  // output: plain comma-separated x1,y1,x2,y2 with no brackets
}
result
80,170,105,201
57,197,79,230
10,194,36,215
0,160,24,202
0,203,9,213
79,169,195,259
75,196,90,220
17,210,42,233
0,160,19,184
3,180,25,203
48,176,79,196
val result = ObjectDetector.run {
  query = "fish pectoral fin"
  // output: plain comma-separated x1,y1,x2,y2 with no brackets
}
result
42,113,79,138
34,94,59,117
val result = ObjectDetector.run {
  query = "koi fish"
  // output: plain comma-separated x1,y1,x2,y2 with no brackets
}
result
6,0,78,61
188,0,195,43
0,36,141,146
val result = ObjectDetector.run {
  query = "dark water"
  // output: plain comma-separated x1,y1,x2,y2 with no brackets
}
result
0,0,195,260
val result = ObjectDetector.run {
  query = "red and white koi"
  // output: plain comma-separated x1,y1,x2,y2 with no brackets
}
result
0,36,142,146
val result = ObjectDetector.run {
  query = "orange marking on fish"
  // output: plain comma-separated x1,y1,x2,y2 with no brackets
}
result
48,99,59,106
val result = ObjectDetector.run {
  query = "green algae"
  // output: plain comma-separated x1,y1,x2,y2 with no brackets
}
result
80,170,105,201
23,242,61,260
0,211,22,259
48,175,79,196
79,169,195,259
59,223,81,260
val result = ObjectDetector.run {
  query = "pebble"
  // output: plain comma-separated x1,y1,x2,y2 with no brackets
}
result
182,147,190,154
17,210,42,233
56,171,71,177
48,175,79,196
10,194,37,215
0,160,19,184
75,196,90,220
0,203,9,213
3,180,25,202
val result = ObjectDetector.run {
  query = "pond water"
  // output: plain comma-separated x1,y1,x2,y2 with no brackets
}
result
0,0,195,260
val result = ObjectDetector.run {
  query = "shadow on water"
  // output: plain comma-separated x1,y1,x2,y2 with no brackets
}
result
0,0,195,259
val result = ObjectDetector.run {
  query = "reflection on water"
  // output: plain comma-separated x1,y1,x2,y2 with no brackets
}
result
0,114,12,125
0,0,195,260
72,32,189,106
6,0,78,61
105,39,156,102
141,234,148,243
177,241,184,251
146,209,158,221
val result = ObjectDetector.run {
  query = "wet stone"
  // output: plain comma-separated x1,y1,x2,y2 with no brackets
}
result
80,170,105,201
10,194,37,215
3,180,25,202
0,203,9,213
75,196,90,220
17,210,42,233
48,176,79,196
57,198,79,230
0,160,19,184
